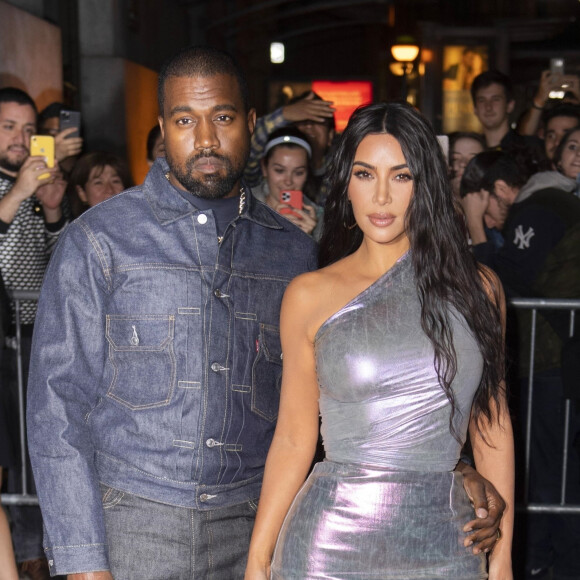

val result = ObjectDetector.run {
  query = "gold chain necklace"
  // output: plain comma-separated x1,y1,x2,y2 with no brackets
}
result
218,187,246,244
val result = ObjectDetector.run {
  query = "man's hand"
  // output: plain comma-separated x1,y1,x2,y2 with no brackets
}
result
460,189,488,222
533,70,556,109
562,74,580,103
55,127,83,162
36,172,67,211
11,155,58,201
457,461,506,554
35,171,67,223
68,572,114,580
460,190,490,244
0,155,61,225
282,92,335,124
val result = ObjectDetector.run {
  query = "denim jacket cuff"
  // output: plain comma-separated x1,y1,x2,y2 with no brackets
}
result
45,543,109,576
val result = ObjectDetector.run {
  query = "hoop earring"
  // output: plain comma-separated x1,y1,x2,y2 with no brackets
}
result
344,199,357,229
343,216,358,229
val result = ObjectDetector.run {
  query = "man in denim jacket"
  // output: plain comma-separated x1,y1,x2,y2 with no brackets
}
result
28,47,506,579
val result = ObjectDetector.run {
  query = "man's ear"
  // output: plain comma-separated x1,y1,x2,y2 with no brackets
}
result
158,116,165,139
247,108,257,136
506,99,515,115
494,179,518,202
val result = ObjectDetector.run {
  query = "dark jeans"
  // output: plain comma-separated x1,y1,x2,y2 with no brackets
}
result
519,369,580,580
101,484,258,579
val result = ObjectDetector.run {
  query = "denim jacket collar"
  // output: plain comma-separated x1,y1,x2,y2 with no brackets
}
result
145,158,282,231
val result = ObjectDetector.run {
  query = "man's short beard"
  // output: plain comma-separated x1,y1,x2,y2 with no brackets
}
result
168,152,244,200
0,151,26,174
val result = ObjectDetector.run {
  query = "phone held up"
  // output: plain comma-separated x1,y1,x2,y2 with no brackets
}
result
279,190,304,218
30,135,55,180
550,58,565,76
59,109,81,138
549,58,566,100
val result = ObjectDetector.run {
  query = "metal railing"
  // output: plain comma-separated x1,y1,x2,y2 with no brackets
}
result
1,290,39,506
1,293,579,515
511,297,580,515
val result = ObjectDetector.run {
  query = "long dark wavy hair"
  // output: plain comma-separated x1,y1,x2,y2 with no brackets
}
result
319,102,505,439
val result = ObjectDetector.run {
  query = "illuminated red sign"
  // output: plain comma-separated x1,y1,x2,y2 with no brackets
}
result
312,81,373,132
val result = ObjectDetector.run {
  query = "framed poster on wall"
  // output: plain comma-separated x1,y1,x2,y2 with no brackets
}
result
442,45,489,133
418,23,507,134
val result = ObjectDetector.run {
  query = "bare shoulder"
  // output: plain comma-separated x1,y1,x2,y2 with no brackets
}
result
282,259,352,341
283,266,337,310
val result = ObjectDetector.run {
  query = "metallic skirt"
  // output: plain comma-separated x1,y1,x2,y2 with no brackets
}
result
271,461,487,579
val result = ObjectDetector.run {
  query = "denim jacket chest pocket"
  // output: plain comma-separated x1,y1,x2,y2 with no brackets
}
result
251,324,283,422
105,314,176,410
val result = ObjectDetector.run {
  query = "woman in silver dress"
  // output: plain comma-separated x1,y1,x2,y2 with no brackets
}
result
245,102,514,580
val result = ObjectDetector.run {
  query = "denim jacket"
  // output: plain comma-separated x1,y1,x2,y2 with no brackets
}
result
27,158,318,575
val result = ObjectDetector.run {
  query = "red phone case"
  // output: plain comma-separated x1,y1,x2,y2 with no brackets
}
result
279,190,303,217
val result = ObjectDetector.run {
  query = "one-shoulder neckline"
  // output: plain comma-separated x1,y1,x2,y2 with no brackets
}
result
314,251,411,344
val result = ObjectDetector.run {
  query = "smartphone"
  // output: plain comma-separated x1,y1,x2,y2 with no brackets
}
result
30,135,55,180
550,58,565,76
279,190,304,218
279,190,303,210
59,109,81,138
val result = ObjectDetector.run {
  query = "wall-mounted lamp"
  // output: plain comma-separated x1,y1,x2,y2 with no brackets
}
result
391,44,420,63
390,37,419,101
270,42,285,64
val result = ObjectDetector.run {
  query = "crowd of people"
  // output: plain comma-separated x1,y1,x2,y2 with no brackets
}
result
0,44,578,580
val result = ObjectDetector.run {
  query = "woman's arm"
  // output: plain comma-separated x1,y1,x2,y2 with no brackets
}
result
470,270,515,580
245,274,322,579
469,391,514,579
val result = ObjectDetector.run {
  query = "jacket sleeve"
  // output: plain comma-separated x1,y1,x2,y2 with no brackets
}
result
472,240,497,269
27,218,112,576
44,214,69,255
243,107,287,187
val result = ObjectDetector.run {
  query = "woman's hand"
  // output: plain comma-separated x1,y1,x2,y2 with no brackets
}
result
278,204,318,235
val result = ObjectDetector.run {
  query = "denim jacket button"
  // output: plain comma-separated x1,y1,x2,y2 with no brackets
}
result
206,438,215,447
199,493,209,501
214,289,222,298
210,362,220,372
197,214,208,225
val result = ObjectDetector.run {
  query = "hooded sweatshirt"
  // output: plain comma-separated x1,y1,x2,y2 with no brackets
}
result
473,170,580,373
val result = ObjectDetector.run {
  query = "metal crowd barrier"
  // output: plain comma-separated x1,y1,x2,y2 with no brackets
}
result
511,297,580,515
1,293,579,516
1,290,39,506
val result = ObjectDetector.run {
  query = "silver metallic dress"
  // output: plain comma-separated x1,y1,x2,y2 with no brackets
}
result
271,252,488,579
